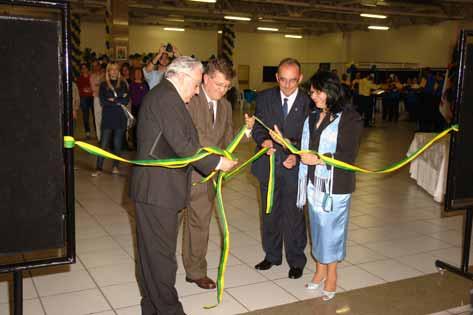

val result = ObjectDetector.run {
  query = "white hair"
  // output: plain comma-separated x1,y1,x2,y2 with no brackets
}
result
165,56,203,79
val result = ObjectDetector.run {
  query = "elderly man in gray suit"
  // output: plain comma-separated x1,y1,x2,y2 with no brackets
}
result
182,58,235,290
130,56,237,315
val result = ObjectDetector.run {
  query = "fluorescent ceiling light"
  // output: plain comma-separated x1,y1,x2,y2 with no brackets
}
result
224,15,251,21
368,25,389,30
188,0,216,2
257,27,279,32
285,34,303,39
162,18,185,22
360,13,387,19
164,27,185,32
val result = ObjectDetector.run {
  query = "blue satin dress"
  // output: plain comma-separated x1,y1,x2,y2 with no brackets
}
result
307,180,351,264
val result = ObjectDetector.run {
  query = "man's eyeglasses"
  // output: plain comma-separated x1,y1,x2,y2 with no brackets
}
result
209,76,232,91
278,77,299,85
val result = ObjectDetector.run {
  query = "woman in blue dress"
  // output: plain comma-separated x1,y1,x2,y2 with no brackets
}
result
271,71,363,300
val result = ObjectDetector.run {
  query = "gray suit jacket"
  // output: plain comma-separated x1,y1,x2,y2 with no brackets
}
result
129,79,220,210
187,86,234,198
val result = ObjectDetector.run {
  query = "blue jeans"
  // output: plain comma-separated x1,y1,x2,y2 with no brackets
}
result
96,128,125,170
80,96,94,133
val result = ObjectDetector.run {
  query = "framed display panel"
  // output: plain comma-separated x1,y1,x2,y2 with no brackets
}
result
0,0,75,273
445,30,473,211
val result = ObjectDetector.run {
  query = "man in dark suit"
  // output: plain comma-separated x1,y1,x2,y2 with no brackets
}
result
182,58,235,290
129,56,237,315
251,58,311,279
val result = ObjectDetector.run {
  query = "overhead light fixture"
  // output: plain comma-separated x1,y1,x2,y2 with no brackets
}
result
188,0,216,2
162,18,185,23
285,34,303,39
368,25,389,30
360,13,387,19
224,15,251,21
164,27,185,32
257,27,279,32
218,30,222,34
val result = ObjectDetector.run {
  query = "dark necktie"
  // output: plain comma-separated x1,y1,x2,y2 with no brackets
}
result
282,97,289,119
208,101,215,126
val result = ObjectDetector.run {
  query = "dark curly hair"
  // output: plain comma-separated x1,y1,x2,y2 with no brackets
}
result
310,71,346,114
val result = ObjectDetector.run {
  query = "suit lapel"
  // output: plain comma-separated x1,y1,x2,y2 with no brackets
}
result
199,86,214,128
273,88,284,127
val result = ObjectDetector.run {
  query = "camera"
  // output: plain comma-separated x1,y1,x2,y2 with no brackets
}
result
165,43,173,53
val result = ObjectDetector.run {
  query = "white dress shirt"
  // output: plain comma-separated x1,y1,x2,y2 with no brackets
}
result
280,88,299,114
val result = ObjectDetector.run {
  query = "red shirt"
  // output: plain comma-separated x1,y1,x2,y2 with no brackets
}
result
76,75,93,97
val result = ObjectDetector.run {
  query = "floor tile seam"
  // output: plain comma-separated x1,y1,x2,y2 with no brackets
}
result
220,278,273,291
76,202,136,261
355,256,437,283
0,269,47,313
347,263,391,283
22,269,49,314
363,245,456,260
391,256,438,275
361,234,455,251
269,276,306,302
95,280,138,290
69,254,120,314
345,256,391,266
223,288,251,312
348,232,433,245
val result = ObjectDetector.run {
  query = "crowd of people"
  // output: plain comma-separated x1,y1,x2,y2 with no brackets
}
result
343,68,447,131
72,45,178,175
71,47,451,315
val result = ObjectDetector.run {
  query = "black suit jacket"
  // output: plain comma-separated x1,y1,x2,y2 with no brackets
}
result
308,107,363,194
129,79,220,210
251,87,311,184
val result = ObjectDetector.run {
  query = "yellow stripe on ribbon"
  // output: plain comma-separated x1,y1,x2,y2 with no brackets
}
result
253,117,459,174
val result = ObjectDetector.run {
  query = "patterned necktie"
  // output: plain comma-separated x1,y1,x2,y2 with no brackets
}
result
282,97,289,119
209,101,215,126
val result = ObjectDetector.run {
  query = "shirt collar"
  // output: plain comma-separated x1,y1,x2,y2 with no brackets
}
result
280,88,298,103
202,85,215,105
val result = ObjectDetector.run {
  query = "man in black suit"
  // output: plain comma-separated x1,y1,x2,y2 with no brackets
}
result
251,58,311,279
130,56,237,315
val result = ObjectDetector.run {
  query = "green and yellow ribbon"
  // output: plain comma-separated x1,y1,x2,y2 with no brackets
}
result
64,119,458,308
64,126,274,308
254,116,459,174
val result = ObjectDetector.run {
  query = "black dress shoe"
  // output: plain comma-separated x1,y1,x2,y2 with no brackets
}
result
288,267,303,279
254,259,280,270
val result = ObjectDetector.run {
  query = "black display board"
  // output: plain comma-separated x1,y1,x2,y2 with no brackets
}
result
0,0,74,274
445,31,473,211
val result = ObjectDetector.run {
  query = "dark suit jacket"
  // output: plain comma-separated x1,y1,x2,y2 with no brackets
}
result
251,87,311,184
129,79,220,210
308,107,363,194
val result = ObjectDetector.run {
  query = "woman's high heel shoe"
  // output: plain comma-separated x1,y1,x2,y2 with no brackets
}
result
305,279,325,290
322,289,336,301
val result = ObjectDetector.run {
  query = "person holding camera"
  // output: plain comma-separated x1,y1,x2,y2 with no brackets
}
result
143,44,180,90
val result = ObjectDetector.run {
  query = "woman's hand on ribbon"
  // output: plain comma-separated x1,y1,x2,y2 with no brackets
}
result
300,152,323,166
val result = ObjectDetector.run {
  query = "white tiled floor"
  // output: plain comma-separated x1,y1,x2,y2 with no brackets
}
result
0,113,467,314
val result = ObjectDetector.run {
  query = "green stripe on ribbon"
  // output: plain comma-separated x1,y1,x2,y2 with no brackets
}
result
253,117,459,174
